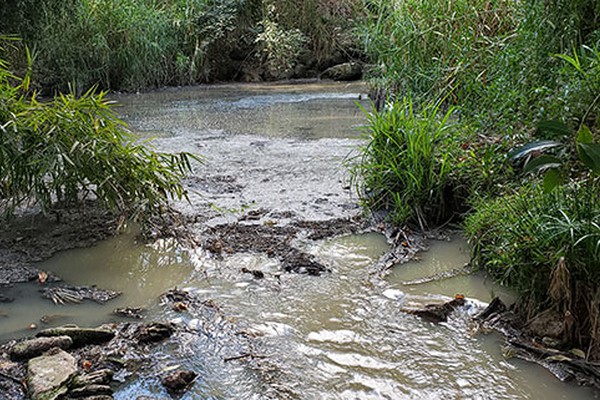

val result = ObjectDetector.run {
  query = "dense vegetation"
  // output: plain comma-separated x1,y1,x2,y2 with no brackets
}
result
0,0,361,93
0,41,195,220
353,0,600,355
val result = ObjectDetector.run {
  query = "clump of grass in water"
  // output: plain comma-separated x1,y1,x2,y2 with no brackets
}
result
351,96,461,230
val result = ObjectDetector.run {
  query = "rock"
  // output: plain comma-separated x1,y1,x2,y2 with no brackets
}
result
526,309,566,340
240,268,265,279
474,297,507,321
71,369,113,387
403,295,466,323
9,336,73,360
161,370,197,393
68,384,112,397
0,358,26,400
37,326,115,347
282,249,329,275
136,322,174,344
27,348,77,400
161,289,191,304
320,62,363,81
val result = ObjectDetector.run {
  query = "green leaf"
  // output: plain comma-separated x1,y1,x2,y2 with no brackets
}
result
577,125,594,144
509,140,562,160
523,155,562,174
536,120,571,139
542,169,562,193
577,143,600,175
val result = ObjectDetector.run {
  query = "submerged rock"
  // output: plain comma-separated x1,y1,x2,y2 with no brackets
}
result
113,307,146,319
136,322,174,344
37,326,115,347
68,384,112,397
161,370,197,393
0,294,14,303
27,348,77,400
403,295,466,323
71,368,114,388
41,285,121,305
9,336,73,360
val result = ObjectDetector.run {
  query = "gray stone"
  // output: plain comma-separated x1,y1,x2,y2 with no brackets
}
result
9,336,73,360
320,62,363,81
27,348,77,400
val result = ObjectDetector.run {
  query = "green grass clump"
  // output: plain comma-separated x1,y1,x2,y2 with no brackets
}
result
351,97,463,229
465,182,600,302
0,45,196,219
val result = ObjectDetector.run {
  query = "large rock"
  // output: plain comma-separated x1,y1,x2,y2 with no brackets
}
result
27,348,77,400
9,336,73,360
37,326,115,347
320,62,363,81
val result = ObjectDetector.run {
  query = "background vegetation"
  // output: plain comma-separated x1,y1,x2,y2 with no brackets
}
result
353,0,600,356
0,0,362,93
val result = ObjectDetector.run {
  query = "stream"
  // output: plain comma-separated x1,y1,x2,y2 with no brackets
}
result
1,81,597,399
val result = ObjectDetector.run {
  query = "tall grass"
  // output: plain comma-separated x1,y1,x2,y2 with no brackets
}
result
466,183,600,299
0,0,363,92
360,0,516,103
359,0,599,132
465,180,600,353
351,97,462,229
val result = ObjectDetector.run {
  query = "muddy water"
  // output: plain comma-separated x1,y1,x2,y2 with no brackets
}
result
115,81,369,139
1,82,597,399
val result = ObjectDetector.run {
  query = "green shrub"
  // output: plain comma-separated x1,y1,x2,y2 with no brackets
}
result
465,181,600,304
351,97,462,229
0,46,196,219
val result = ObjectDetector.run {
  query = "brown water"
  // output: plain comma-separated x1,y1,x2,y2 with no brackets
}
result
1,82,597,399
2,233,595,399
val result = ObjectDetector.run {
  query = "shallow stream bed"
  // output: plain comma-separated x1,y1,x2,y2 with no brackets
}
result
1,81,596,399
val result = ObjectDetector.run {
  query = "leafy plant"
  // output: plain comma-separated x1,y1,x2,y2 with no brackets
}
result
255,3,306,78
465,181,600,302
351,97,460,229
0,46,197,219
510,119,600,193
